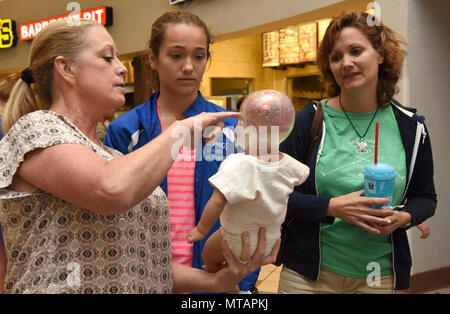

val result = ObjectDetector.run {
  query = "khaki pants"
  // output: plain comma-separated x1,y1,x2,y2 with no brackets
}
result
278,266,398,294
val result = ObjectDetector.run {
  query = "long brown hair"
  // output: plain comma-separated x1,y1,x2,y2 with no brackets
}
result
317,11,407,105
146,10,213,91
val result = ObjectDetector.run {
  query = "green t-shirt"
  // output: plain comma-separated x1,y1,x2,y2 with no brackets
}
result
317,99,406,278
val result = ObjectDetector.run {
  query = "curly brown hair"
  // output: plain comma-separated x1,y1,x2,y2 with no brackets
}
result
317,11,407,105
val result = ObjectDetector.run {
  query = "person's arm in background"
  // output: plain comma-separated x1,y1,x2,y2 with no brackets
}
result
417,221,431,239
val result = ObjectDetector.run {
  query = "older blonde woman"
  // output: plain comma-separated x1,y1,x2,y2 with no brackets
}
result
0,19,277,294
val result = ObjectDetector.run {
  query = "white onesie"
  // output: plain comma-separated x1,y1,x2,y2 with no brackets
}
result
208,153,309,259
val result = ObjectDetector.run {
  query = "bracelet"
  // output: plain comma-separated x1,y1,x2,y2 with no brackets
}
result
396,206,412,229
402,222,412,229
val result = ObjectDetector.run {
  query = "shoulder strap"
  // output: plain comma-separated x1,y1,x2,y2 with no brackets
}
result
293,100,323,194
306,101,323,165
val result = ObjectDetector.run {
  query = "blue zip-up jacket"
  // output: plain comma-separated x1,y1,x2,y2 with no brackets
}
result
105,92,259,291
279,100,437,291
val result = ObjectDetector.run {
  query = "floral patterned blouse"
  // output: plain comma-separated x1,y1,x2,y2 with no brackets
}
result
0,110,173,294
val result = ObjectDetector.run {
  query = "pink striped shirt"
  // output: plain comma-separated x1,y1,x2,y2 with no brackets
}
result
157,103,196,266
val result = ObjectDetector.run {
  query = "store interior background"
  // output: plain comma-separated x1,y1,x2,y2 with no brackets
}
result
128,28,328,116
1,0,449,293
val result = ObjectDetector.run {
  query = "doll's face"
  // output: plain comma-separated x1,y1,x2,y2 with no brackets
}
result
235,90,295,155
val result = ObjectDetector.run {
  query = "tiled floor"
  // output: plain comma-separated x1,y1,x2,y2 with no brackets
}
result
255,264,282,294
255,264,450,294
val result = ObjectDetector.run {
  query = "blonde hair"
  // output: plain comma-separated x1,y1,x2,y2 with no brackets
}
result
3,19,102,133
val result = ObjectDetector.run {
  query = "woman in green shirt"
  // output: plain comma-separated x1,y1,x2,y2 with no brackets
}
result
278,11,436,293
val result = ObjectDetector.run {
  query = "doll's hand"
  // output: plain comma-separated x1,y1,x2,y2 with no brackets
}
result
186,227,207,243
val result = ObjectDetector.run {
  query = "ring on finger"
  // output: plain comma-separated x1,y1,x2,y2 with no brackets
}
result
239,257,250,264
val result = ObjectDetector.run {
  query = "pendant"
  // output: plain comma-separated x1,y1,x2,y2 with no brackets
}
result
358,139,367,152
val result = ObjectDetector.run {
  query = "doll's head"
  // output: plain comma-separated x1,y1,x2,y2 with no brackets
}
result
236,90,295,156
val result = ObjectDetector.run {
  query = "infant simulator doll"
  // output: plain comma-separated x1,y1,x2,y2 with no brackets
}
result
186,90,309,272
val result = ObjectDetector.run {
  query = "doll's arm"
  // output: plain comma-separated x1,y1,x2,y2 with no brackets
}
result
187,188,227,243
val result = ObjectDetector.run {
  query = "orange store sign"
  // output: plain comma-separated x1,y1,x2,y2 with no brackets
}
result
19,6,112,41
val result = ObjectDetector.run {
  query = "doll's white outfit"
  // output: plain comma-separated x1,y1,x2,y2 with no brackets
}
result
208,152,309,259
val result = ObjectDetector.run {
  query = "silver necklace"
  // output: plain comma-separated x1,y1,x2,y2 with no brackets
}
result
339,94,379,152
